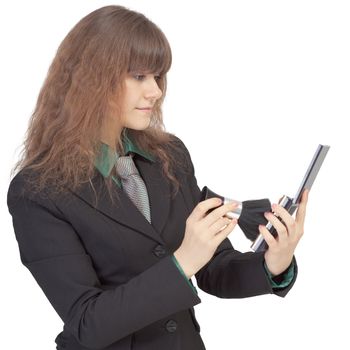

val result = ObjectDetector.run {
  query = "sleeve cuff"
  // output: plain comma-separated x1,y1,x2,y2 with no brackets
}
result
171,255,198,295
264,260,295,289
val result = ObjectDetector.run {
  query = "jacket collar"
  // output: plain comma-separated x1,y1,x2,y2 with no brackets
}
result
69,132,171,244
94,130,155,187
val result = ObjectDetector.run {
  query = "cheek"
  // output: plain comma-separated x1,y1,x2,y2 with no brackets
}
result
122,80,139,107
122,94,137,112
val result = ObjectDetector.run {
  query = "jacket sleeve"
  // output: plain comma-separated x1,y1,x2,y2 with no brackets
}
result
173,136,298,299
7,176,201,349
171,254,199,295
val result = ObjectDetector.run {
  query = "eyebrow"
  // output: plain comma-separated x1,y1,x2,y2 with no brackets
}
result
128,69,160,75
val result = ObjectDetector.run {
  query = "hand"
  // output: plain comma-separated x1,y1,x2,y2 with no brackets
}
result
174,198,239,279
259,189,309,276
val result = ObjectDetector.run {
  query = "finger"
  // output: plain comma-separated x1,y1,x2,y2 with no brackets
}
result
259,224,277,249
202,201,239,226
264,211,289,240
212,219,237,246
270,203,295,233
210,217,237,234
296,189,309,226
191,197,223,221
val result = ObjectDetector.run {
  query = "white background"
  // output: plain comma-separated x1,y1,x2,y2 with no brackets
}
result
1,1,349,349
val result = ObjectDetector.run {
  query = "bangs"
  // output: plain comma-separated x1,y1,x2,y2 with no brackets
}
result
127,20,172,76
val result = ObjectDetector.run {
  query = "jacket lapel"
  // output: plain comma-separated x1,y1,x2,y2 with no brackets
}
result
70,154,171,244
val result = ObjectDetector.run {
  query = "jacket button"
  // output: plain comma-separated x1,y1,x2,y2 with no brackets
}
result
153,244,166,257
165,319,177,333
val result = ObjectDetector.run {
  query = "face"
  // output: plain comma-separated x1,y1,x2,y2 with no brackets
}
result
119,72,163,131
101,72,163,151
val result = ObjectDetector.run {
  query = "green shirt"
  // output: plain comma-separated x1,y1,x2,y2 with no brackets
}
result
94,132,294,295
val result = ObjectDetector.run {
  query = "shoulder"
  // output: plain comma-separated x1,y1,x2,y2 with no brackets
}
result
164,134,194,174
7,168,53,210
8,168,36,199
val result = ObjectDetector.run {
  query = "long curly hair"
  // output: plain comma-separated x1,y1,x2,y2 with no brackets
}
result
10,5,189,206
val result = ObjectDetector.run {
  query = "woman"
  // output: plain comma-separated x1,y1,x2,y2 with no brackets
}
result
7,5,308,350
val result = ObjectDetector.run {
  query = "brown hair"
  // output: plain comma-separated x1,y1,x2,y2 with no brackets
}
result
11,5,189,206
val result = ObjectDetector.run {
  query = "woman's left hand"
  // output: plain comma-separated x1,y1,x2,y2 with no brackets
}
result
259,189,309,276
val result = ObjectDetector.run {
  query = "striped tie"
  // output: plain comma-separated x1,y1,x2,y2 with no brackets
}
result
115,153,151,223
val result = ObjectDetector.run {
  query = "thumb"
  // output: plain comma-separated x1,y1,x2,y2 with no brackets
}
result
296,189,309,225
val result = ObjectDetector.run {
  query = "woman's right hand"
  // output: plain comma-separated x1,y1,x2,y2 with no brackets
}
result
173,197,239,279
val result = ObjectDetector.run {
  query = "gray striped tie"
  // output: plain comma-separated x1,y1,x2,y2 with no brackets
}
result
115,153,151,223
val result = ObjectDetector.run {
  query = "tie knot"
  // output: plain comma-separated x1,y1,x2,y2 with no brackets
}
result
115,153,139,179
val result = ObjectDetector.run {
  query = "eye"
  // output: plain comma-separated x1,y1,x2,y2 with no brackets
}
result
132,74,162,82
134,74,145,81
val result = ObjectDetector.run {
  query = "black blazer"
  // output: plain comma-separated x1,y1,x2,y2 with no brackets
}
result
7,136,297,350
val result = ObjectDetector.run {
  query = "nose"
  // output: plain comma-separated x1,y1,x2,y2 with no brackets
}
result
144,76,163,102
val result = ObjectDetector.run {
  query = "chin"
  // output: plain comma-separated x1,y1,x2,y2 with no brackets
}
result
140,120,151,129
129,121,151,131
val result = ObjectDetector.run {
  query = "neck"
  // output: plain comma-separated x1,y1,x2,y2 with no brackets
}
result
100,128,128,155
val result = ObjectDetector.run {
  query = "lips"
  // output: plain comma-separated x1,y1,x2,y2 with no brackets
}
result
136,107,152,114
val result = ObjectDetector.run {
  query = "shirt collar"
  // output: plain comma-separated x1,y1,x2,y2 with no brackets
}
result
94,130,155,180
